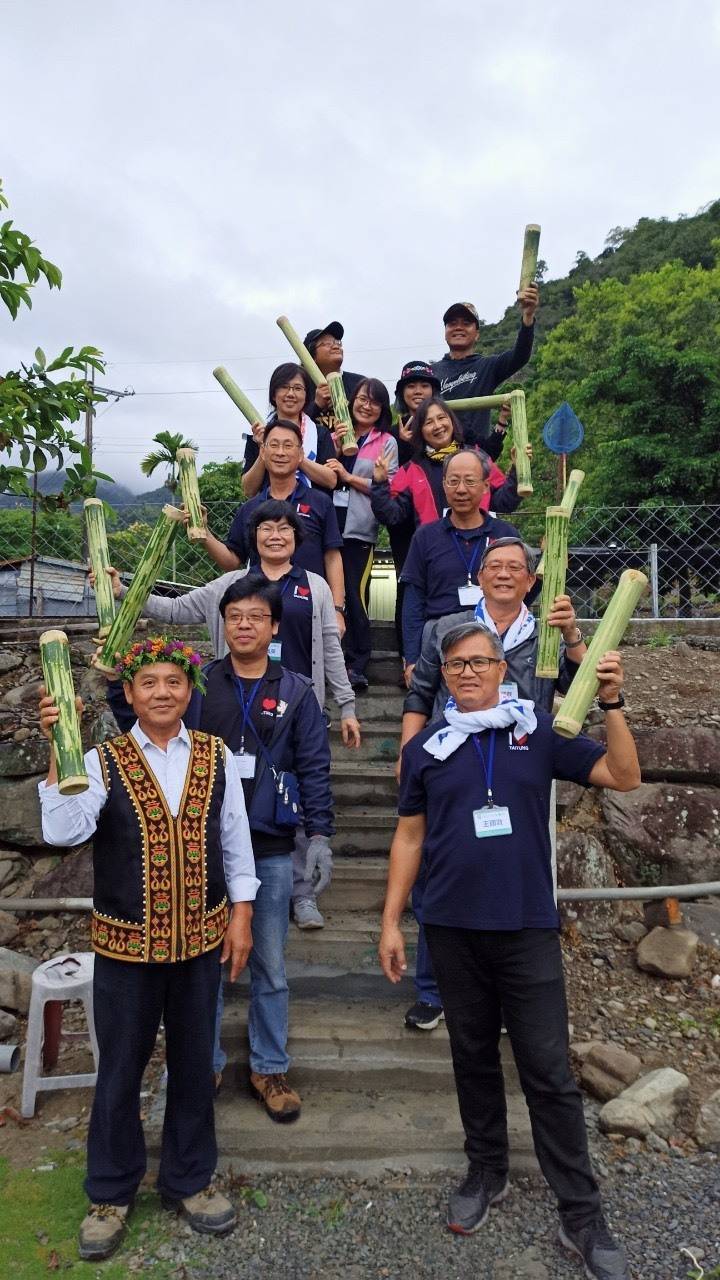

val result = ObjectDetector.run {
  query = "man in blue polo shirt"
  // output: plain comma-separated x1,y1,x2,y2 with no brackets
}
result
379,621,639,1280
400,449,519,678
201,420,347,631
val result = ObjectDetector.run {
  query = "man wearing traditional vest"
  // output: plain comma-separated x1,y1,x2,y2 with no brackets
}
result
38,637,260,1263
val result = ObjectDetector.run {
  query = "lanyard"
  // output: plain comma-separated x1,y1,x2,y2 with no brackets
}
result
472,732,496,808
279,575,293,598
451,530,483,585
231,676,263,754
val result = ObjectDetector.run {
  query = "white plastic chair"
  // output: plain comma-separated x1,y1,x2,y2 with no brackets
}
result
21,952,99,1118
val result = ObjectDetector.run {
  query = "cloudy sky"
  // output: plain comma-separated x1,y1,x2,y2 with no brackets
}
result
3,0,717,493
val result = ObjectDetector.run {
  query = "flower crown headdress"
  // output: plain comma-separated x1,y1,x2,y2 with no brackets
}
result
115,636,206,693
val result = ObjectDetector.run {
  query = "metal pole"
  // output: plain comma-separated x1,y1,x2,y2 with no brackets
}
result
28,468,38,618
649,542,660,618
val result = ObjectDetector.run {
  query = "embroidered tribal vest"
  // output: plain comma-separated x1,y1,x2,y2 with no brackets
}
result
91,730,228,964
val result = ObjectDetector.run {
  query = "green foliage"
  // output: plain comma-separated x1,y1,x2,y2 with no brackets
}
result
0,507,83,560
0,179,62,318
140,429,198,496
198,458,245,504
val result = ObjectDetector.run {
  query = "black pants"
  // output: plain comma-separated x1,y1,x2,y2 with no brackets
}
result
424,925,601,1231
388,522,413,659
341,538,374,677
86,949,220,1205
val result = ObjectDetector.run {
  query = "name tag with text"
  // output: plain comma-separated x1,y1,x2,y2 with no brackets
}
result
473,806,513,839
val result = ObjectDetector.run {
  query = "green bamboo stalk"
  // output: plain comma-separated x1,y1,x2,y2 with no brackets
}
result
213,366,263,427
519,223,541,292
327,371,358,455
553,569,649,739
176,448,206,542
535,507,570,679
536,469,585,577
94,505,185,675
509,390,533,495
39,629,88,795
441,393,514,412
84,498,116,638
276,315,327,388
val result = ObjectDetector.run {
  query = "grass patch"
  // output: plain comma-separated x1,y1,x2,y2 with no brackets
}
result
0,1152,182,1278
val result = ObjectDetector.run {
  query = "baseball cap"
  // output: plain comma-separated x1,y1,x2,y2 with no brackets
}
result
394,360,441,398
443,302,480,325
303,321,344,350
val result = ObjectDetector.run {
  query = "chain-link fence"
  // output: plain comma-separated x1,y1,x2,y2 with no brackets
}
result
0,500,718,621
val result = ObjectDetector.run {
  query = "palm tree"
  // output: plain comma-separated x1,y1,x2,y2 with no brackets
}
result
140,429,198,496
140,430,198,582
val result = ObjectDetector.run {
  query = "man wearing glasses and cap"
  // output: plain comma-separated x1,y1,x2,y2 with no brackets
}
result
303,321,364,434
431,285,539,458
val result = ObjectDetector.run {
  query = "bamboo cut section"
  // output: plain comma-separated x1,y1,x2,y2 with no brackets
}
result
535,507,570,679
39,629,88,795
213,367,263,427
327,372,358,455
94,505,185,675
441,394,515,412
275,316,327,388
553,570,649,738
509,390,533,495
536,469,585,577
519,224,541,292
176,448,206,542
84,498,115,638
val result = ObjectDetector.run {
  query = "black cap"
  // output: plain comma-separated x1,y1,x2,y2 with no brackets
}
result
395,360,441,398
442,301,480,326
303,321,344,351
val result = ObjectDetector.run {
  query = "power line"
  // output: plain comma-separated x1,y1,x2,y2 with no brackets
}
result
106,342,440,367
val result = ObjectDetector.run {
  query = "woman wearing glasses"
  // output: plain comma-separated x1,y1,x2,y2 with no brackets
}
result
241,362,338,497
323,378,399,691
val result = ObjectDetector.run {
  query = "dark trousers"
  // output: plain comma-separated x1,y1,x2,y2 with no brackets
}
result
411,869,442,1008
86,949,220,1205
424,925,601,1231
341,538,374,677
388,523,412,659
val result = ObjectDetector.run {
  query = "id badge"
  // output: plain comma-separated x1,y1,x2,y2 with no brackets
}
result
234,751,257,779
473,805,513,838
458,584,482,606
333,488,350,508
499,681,518,703
268,640,282,661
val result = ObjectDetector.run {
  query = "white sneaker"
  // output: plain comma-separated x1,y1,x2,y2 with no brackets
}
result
294,898,325,929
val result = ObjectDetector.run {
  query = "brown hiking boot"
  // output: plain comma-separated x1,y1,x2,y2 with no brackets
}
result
250,1071,302,1123
78,1202,130,1261
162,1186,237,1235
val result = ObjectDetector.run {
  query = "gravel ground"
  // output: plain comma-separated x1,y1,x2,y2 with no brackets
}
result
116,1150,720,1280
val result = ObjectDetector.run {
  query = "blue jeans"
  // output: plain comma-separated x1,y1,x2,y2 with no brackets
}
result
213,854,293,1076
412,873,442,1009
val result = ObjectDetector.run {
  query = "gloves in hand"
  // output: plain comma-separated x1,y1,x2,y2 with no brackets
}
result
304,835,333,896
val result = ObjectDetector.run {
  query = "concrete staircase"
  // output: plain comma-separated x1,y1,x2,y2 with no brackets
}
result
150,622,538,1176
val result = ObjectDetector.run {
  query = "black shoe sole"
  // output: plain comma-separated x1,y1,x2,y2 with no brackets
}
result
161,1195,237,1236
78,1236,124,1262
249,1081,301,1123
446,1180,510,1235
405,1011,445,1031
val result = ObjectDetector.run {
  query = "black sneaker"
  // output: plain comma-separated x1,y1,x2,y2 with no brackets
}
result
559,1217,631,1279
347,670,369,692
404,1000,445,1031
447,1167,509,1234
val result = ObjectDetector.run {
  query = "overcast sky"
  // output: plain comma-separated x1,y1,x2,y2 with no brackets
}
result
3,0,718,494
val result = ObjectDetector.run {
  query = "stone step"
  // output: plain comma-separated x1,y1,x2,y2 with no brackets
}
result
148,1079,537,1178
283,909,413,967
321,857,389,912
367,650,403,684
330,722,401,764
369,619,397,650
330,762,396,806
333,806,396,855
348,686,405,723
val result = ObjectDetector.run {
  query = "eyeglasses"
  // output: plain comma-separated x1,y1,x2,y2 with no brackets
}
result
442,656,503,674
354,395,379,408
445,476,484,490
225,612,272,625
482,561,529,575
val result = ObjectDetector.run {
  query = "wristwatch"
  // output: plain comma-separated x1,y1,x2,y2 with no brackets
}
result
334,604,346,617
564,630,584,649
597,693,625,711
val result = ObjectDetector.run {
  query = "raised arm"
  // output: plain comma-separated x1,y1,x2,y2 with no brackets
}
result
586,652,641,792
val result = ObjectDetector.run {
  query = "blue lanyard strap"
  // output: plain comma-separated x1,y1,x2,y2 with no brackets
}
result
232,676,263,753
451,531,483,584
279,575,293,598
472,731,496,807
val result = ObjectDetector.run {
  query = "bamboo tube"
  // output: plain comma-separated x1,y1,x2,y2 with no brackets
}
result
276,316,327,388
84,498,116,639
327,371,358,455
535,507,570,679
213,367,263,427
553,569,649,739
509,390,533,495
519,224,541,292
94,505,185,675
536,469,585,577
39,630,88,795
442,394,514,412
176,448,206,542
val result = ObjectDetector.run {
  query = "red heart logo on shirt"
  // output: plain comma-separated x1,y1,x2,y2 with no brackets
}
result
297,503,311,515
262,698,277,711
296,586,310,597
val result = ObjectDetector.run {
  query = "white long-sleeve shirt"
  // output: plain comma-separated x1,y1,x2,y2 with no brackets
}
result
38,720,260,904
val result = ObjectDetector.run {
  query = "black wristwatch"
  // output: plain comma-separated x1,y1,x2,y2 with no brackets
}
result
334,604,346,617
597,693,625,711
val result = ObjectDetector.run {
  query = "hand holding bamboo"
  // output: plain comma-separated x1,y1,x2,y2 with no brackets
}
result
519,224,541,292
327,372,358,455
39,630,88,795
177,448,206,542
509,390,533,495
84,498,116,638
535,507,570,679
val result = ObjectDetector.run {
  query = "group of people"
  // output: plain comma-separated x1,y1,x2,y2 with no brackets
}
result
35,285,640,1279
